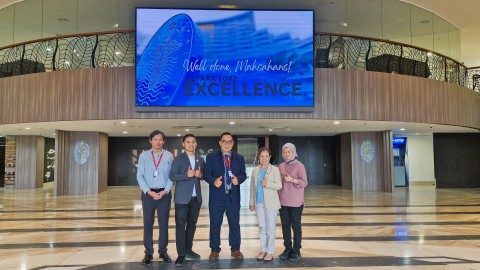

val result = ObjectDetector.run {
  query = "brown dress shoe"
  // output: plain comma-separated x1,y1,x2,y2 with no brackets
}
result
231,250,244,260
209,251,219,262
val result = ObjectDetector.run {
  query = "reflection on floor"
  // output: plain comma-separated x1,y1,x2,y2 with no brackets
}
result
1,183,480,270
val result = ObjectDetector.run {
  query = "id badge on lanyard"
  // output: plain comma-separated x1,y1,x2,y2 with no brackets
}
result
152,151,163,178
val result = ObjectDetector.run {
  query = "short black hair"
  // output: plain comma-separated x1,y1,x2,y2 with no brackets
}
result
149,130,165,140
183,133,196,142
219,132,233,141
258,146,271,156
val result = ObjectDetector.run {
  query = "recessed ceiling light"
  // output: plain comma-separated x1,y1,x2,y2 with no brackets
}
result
334,121,341,125
177,134,181,137
218,4,237,9
400,128,406,131
427,52,433,57
185,129,190,132
120,121,127,124
268,128,273,132
115,51,121,55
113,23,119,28
122,131,128,134
53,133,56,136
341,22,348,27
229,121,235,125
25,127,31,130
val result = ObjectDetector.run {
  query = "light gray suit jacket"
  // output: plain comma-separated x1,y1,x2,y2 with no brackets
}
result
249,164,282,210
170,152,205,204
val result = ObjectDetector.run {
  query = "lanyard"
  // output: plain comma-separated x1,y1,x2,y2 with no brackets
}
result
151,151,163,170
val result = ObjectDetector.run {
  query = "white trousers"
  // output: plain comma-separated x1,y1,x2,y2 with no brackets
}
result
255,203,278,254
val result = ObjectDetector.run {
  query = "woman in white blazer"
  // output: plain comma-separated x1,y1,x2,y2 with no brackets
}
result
249,147,282,261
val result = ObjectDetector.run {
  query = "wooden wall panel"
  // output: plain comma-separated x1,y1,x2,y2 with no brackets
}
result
15,136,43,189
350,131,393,192
0,68,478,129
54,131,108,196
340,133,352,190
339,131,393,192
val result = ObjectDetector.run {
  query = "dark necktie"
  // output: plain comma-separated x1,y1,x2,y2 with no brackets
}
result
224,155,231,188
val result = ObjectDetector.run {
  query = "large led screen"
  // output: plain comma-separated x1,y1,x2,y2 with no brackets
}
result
136,8,314,110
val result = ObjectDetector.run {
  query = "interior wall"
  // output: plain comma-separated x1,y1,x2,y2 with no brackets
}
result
406,135,435,183
340,131,393,192
0,137,4,187
54,131,108,195
434,133,480,188
15,135,44,189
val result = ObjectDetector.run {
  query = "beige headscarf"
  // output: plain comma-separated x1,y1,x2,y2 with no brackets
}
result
282,143,298,163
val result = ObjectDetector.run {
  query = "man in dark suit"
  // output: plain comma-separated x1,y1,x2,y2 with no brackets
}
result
204,132,247,261
170,134,205,267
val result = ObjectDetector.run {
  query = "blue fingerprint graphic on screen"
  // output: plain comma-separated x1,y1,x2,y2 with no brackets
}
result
136,14,203,106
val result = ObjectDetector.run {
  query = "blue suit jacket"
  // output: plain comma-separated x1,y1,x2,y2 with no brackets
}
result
204,149,246,204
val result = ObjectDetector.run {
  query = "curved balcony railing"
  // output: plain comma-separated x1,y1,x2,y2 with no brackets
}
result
0,30,478,93
0,30,135,77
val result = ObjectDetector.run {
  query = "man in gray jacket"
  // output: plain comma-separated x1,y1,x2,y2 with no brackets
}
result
170,134,205,267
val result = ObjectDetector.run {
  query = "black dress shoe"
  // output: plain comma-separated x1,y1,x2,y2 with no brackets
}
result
159,252,172,262
289,251,301,262
185,250,201,259
142,254,153,265
279,249,292,260
175,256,186,267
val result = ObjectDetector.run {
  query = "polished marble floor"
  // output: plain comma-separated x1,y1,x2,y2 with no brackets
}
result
1,183,480,270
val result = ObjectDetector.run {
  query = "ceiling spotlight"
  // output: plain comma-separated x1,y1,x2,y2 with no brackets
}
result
229,121,235,125
334,121,341,125
120,121,127,124
400,128,406,131
218,4,237,9
122,131,128,134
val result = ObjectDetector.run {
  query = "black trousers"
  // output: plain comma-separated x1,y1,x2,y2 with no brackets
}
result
141,191,171,255
279,204,304,252
175,197,202,256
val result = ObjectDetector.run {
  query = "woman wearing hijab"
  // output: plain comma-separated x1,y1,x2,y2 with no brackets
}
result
278,143,308,262
249,147,282,262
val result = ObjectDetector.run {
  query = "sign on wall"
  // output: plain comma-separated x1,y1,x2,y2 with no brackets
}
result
136,8,314,111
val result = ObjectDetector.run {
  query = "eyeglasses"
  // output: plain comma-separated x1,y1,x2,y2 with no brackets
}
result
220,140,234,145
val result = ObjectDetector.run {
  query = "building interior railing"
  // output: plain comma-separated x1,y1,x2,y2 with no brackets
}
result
0,30,478,93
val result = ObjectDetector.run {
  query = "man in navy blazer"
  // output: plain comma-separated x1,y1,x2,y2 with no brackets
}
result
204,132,246,261
170,134,205,267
